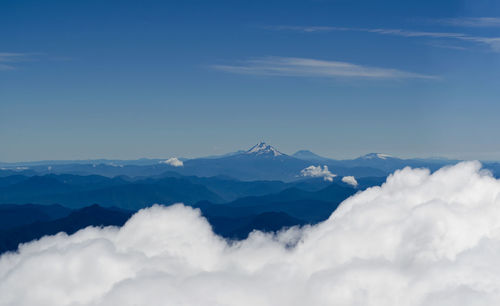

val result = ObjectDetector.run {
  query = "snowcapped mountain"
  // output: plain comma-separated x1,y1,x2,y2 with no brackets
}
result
245,142,284,157
359,153,393,160
2,143,462,182
178,142,309,181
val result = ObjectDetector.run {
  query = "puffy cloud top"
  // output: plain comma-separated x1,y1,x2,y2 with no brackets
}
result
2,162,500,305
300,165,336,181
159,157,183,167
342,175,358,186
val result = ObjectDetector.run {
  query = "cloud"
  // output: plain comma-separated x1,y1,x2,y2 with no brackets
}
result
4,162,500,305
266,25,468,38
263,25,350,33
424,41,467,50
436,17,500,28
0,53,71,70
268,25,500,52
212,57,437,80
300,165,336,182
0,53,30,70
464,36,500,52
159,157,183,167
342,175,358,187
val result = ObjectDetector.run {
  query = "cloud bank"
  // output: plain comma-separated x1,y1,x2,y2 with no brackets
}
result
301,165,336,181
3,162,500,305
212,57,437,80
159,157,183,167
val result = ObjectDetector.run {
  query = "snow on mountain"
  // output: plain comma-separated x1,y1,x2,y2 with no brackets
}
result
360,153,393,160
245,142,284,157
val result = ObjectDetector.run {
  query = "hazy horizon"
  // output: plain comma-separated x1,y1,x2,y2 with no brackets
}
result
0,140,484,164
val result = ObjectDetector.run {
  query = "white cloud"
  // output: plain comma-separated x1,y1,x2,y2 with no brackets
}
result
436,17,500,28
4,162,500,305
212,57,437,80
263,25,350,33
159,157,183,167
342,175,358,187
424,41,467,50
300,165,336,182
0,53,29,70
268,25,500,52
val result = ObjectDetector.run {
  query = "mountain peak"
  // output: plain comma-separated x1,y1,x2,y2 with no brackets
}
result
246,142,284,157
292,150,329,161
360,153,393,160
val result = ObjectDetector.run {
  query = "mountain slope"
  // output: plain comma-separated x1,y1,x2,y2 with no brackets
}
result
0,205,133,254
207,212,306,239
0,175,224,209
194,182,358,222
0,204,72,230
182,142,311,181
292,150,331,162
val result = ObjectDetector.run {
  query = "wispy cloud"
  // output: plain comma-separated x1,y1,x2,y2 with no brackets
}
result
365,28,467,38
0,53,31,70
0,52,74,71
436,17,500,28
263,25,349,33
265,25,467,38
366,28,500,51
267,25,500,52
212,57,437,80
424,42,467,51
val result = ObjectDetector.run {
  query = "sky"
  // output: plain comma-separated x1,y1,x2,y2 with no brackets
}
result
1,0,500,162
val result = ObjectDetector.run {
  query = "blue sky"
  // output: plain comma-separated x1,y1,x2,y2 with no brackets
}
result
1,0,500,162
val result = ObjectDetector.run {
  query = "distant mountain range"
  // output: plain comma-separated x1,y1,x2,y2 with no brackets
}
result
1,142,480,181
2,142,499,254
0,176,369,253
0,167,385,253
194,182,359,223
0,171,372,209
0,204,133,253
